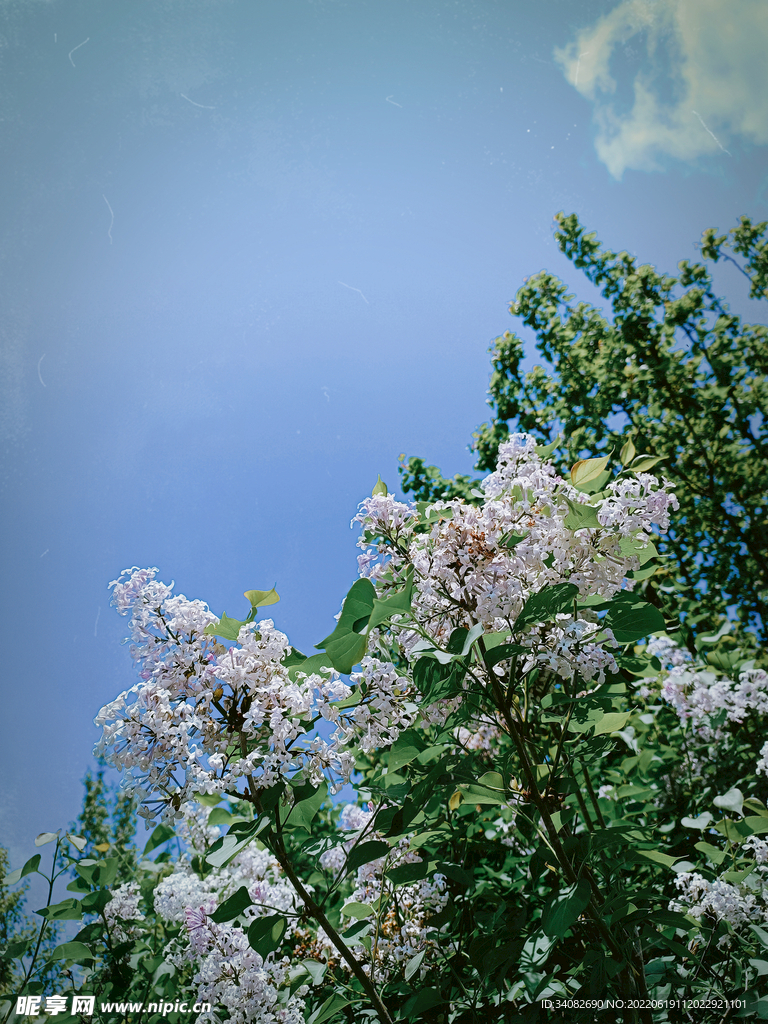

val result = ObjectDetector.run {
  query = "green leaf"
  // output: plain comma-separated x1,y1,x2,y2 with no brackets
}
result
445,622,485,657
626,565,658,581
563,496,601,530
498,530,528,549
520,932,555,970
515,583,579,632
386,860,431,886
318,579,376,643
456,783,507,806
372,475,388,496
346,841,390,874
204,612,248,642
618,535,658,564
534,435,561,458
620,437,636,466
206,818,270,868
67,835,87,852
388,745,420,773
713,817,754,842
341,901,376,920
307,994,353,1024
592,711,631,736
482,642,527,669
323,632,367,675
247,914,287,956
542,879,591,937
571,454,611,489
284,782,327,831
80,890,112,913
401,989,444,1016
287,652,334,682
697,621,732,645
4,854,41,885
438,862,474,887
211,885,253,923
243,587,280,610
49,941,93,963
367,571,414,632
73,858,118,888
315,579,376,673
3,939,31,959
602,592,665,643
143,824,175,855
477,772,505,791
195,792,223,807
282,646,307,668
631,454,666,472
404,948,425,982
300,960,327,985
207,807,236,827
636,849,679,868
35,832,57,847
37,898,82,922
681,812,713,829
713,788,744,817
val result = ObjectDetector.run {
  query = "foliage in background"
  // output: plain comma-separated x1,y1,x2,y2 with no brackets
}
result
400,214,768,644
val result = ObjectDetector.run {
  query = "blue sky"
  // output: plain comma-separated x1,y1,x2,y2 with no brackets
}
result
1,0,767,868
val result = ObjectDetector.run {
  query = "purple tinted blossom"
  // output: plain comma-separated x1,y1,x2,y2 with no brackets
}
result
354,433,677,695
184,906,207,933
663,664,768,738
598,474,679,536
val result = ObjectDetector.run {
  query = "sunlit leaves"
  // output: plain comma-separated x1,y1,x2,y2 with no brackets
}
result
570,454,611,489
243,586,280,610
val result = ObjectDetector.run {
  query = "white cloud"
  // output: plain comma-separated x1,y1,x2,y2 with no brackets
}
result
555,0,768,178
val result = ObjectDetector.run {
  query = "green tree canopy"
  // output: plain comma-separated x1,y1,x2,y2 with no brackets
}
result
401,213,768,642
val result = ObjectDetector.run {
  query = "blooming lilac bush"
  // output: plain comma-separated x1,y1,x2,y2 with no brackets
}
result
4,434,768,1024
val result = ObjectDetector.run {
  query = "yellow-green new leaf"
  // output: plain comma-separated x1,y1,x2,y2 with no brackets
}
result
631,455,666,472
570,454,611,489
593,711,631,736
534,435,561,458
244,587,280,610
620,437,636,466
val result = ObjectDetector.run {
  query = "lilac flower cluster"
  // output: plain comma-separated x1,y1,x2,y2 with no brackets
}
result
661,664,768,739
154,803,306,1024
95,571,414,823
355,433,678,688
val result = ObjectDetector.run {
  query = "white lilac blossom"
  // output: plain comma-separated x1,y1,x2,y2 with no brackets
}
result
646,635,692,671
669,872,764,928
154,803,299,929
96,570,408,823
102,882,145,944
354,433,678,689
346,657,418,752
153,803,307,1024
454,722,503,752
670,836,768,931
340,837,448,984
319,802,376,873
662,664,768,739
313,802,448,982
167,916,307,1024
